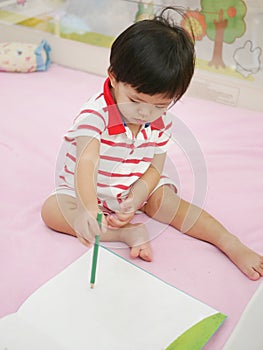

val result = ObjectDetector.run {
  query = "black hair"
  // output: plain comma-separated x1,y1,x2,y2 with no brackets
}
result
109,7,195,102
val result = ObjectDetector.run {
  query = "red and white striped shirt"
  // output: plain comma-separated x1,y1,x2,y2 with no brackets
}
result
56,78,173,211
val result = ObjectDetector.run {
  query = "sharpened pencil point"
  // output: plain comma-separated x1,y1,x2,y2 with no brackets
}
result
90,283,94,289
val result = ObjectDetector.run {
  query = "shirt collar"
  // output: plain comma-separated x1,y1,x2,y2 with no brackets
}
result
103,78,126,135
150,115,165,130
103,78,165,135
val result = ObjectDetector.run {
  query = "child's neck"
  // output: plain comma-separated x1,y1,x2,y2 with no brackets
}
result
126,123,141,138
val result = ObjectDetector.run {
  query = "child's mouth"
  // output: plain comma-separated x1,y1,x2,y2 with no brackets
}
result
135,119,146,124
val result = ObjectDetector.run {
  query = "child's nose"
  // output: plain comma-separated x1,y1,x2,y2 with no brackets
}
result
138,104,150,118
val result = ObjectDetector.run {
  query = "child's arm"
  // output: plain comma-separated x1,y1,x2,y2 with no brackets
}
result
75,136,100,212
74,136,106,239
107,152,166,228
128,152,166,209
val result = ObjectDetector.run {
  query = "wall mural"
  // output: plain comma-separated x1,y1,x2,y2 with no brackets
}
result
0,0,262,85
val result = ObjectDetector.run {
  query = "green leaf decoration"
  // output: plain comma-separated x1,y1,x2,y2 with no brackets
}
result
165,313,227,350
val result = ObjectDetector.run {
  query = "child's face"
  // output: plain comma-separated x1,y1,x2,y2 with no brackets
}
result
109,74,173,125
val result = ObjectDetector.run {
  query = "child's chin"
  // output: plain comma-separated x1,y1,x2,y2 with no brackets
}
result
135,119,146,125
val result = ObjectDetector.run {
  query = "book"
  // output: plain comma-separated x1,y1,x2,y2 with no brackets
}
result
0,247,226,349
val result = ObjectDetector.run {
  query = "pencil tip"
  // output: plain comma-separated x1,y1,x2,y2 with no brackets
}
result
90,283,94,289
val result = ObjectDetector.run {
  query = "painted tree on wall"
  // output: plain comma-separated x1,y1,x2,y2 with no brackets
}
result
181,10,207,41
200,0,247,68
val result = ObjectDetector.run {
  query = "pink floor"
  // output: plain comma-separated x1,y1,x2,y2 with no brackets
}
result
1,64,263,349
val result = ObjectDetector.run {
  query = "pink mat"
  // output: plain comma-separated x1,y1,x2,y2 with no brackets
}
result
1,64,262,349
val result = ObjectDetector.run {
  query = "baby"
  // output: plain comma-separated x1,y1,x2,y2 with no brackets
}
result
41,7,263,280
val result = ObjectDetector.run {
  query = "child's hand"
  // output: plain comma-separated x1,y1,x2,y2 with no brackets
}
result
73,210,107,246
107,197,136,228
107,211,135,228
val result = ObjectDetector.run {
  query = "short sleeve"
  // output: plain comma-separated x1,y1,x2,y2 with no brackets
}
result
154,113,172,154
64,104,107,142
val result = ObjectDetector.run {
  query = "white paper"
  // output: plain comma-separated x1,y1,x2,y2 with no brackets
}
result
223,282,263,350
0,247,224,349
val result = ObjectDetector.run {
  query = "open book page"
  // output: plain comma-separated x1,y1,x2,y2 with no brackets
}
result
0,314,65,350
0,247,226,349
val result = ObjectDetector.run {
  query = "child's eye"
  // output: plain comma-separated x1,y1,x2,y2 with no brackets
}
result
129,98,139,103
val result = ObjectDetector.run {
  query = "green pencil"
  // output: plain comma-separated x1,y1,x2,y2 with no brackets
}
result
90,212,103,289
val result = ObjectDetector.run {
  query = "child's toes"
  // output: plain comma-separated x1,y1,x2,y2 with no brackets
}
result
139,247,152,262
130,246,141,259
244,259,263,280
130,245,153,262
246,268,260,281
254,261,263,278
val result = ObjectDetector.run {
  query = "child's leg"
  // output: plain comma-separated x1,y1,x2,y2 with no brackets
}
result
141,185,263,280
41,194,152,261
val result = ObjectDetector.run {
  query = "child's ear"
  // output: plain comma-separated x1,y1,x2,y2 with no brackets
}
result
108,69,117,88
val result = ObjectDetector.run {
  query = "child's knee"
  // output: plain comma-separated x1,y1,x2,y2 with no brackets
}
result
41,195,58,228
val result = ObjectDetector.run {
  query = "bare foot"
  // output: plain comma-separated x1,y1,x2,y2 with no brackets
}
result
130,244,153,262
119,223,153,262
222,237,263,280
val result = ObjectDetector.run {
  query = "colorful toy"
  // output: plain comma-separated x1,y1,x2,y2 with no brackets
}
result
0,40,51,73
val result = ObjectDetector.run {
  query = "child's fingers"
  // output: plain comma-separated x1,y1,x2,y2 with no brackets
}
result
77,235,91,247
107,215,122,226
100,215,108,234
107,214,128,228
73,212,107,243
73,219,92,245
115,211,133,221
